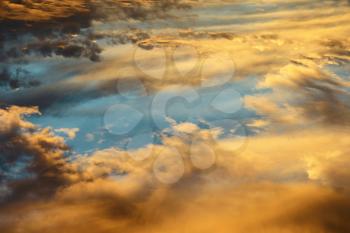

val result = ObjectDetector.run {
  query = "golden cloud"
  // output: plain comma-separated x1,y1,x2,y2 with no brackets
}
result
0,0,89,22
1,106,350,233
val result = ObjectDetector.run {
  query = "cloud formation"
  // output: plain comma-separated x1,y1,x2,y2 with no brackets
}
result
1,106,350,233
245,62,350,128
0,106,76,202
0,0,193,62
1,1,350,232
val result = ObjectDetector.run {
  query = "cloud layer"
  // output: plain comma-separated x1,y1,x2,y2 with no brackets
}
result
1,1,350,232
1,107,350,233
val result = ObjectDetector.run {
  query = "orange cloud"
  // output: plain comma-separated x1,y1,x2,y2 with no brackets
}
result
1,107,350,233
0,0,88,22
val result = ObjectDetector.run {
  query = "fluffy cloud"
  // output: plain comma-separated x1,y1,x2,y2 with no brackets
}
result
55,128,79,139
1,107,350,232
245,62,350,128
0,106,77,202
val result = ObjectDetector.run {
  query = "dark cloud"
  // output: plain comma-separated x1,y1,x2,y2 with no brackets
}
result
321,39,350,65
0,0,194,95
0,67,41,90
0,15,102,68
0,106,76,202
298,73,350,126
0,32,102,63
0,77,139,111
0,0,193,62
23,37,102,62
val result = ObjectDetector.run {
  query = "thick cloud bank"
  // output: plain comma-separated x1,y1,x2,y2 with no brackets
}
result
0,107,350,233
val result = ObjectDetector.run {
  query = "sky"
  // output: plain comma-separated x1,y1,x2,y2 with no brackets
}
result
1,0,350,232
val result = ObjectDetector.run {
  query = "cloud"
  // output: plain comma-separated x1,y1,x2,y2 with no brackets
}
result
2,182,350,233
0,0,88,22
55,128,79,139
90,0,193,21
0,106,77,202
0,0,194,63
1,1,350,232
219,128,350,188
2,0,350,111
245,62,350,128
305,150,350,189
1,110,350,232
0,67,41,90
171,122,199,134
